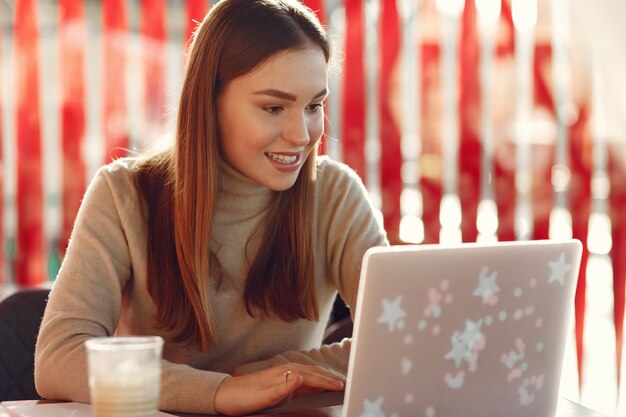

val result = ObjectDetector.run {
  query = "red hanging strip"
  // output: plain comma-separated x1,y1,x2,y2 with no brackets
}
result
569,105,592,392
185,0,208,49
458,0,480,243
379,0,401,243
58,0,86,257
15,0,44,286
493,1,516,242
141,0,167,136
420,40,442,244
341,0,366,180
496,1,514,56
102,0,129,162
610,154,626,389
531,44,554,240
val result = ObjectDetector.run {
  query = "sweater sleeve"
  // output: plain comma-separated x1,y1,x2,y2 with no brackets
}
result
34,162,228,415
234,159,388,377
321,159,390,314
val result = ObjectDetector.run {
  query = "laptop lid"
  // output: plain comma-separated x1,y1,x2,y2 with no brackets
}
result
343,239,582,417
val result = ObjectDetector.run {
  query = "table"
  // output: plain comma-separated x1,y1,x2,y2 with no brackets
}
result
1,393,607,417
181,394,607,417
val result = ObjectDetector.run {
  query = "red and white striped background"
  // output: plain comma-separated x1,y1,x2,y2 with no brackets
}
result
1,0,625,414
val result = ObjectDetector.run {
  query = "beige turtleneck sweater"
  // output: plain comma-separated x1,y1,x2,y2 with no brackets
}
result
34,155,388,414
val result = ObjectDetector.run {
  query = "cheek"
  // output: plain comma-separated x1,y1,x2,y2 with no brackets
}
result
221,112,269,153
308,117,325,143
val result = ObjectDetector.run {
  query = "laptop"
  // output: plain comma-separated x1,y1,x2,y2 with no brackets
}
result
343,239,582,417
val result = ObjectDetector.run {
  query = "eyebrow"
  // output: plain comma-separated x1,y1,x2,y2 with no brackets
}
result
252,88,328,102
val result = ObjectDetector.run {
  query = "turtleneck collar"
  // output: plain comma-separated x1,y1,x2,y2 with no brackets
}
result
217,158,275,214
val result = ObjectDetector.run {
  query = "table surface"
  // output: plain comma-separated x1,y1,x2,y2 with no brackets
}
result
187,394,607,417
1,393,607,417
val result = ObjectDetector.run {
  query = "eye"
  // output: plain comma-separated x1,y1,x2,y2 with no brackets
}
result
263,105,284,115
306,103,324,113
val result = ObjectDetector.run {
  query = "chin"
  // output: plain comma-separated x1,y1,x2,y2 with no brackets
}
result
263,175,299,191
267,181,298,192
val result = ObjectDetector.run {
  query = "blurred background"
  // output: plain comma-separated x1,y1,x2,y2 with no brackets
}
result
0,0,625,415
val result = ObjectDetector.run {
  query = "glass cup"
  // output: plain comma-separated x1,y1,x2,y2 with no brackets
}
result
85,336,164,417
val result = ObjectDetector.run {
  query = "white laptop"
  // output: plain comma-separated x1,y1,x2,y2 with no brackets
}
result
343,239,582,417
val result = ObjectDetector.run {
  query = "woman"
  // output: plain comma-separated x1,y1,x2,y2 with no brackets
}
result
34,0,388,415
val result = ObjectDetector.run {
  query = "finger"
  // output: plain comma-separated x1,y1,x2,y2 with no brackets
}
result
289,369,345,392
278,369,303,391
285,364,346,384
263,371,304,408
283,370,293,383
215,373,303,415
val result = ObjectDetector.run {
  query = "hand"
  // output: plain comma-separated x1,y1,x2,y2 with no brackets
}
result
214,364,345,416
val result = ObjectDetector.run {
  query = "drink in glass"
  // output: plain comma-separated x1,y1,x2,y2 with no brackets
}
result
85,336,163,417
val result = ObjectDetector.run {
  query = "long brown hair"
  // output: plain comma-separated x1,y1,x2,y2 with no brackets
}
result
133,0,331,350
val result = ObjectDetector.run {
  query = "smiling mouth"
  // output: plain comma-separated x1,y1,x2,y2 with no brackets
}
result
265,152,299,165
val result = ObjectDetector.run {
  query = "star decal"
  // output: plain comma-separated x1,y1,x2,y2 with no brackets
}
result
360,396,385,417
445,331,466,368
548,252,572,285
445,319,486,370
378,295,406,332
472,270,500,304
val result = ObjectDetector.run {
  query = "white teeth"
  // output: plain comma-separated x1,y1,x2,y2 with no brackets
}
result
266,152,297,164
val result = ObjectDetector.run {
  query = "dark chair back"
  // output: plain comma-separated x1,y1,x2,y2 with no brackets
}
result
0,288,50,401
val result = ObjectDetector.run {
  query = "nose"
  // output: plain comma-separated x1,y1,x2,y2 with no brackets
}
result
283,112,310,146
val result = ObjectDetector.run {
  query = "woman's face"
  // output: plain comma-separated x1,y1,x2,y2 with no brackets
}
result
217,46,328,191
